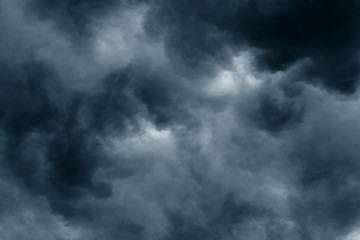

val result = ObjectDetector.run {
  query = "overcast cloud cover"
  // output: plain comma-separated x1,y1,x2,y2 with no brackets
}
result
1,0,360,239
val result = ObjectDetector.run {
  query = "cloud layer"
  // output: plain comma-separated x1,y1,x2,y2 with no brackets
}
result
1,0,360,239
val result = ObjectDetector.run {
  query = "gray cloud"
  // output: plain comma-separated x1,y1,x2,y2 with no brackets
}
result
1,0,360,239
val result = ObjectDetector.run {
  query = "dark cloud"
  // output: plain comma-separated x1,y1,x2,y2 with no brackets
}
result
146,0,360,93
291,107,360,232
29,0,148,38
0,60,112,218
246,87,304,133
1,0,360,239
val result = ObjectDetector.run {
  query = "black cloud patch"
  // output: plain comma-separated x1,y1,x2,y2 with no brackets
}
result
0,61,141,218
0,62,98,216
147,0,360,93
247,89,304,133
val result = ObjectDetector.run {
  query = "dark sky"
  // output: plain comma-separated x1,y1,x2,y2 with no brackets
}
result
1,0,360,239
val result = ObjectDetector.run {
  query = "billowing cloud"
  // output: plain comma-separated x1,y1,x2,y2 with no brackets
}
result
1,0,360,239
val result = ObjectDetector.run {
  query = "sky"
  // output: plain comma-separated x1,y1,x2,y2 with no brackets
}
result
1,0,360,239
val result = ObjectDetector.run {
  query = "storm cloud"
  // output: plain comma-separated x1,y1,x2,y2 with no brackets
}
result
1,0,360,239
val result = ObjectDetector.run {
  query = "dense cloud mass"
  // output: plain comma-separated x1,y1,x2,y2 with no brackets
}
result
1,0,360,239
